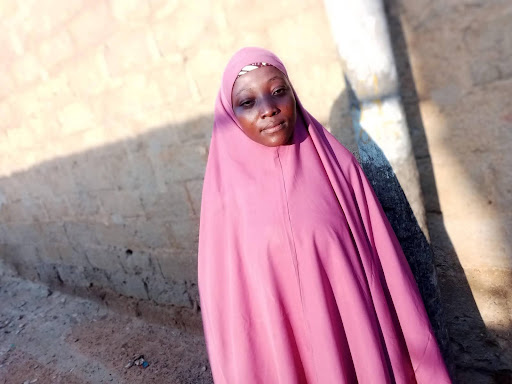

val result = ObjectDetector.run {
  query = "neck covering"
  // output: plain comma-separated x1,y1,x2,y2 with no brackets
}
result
198,47,451,384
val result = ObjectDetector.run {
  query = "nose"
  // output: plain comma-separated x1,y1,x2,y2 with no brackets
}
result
260,97,280,119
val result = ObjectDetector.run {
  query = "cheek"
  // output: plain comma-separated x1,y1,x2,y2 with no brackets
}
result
280,94,296,113
282,100,297,121
235,112,258,133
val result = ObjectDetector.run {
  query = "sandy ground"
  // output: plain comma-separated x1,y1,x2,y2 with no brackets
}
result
0,274,214,384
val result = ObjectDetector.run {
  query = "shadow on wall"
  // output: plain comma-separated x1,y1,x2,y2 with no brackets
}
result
381,1,512,382
0,114,213,329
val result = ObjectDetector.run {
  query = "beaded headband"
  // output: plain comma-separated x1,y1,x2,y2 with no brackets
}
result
237,62,272,78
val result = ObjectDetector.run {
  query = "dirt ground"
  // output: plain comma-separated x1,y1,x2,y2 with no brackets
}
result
0,273,214,384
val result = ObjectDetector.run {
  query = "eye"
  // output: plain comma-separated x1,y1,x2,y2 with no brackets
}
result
240,99,254,108
272,87,286,96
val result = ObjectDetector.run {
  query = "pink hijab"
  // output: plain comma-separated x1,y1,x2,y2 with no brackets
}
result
198,47,451,383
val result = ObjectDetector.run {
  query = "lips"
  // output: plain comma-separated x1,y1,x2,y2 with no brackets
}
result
261,121,285,134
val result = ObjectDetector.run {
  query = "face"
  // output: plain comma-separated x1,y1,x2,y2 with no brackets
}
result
231,65,297,147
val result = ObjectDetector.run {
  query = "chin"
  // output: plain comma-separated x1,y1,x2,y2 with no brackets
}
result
263,141,284,147
261,130,293,147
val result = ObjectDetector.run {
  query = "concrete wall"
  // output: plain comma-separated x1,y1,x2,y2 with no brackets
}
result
0,1,345,308
385,0,512,380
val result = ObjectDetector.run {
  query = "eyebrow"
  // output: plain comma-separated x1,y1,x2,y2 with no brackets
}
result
267,75,282,82
234,76,285,97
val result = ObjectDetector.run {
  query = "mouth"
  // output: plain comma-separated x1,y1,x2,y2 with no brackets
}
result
261,121,285,134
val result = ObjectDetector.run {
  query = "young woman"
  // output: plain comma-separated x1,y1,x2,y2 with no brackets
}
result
198,47,451,383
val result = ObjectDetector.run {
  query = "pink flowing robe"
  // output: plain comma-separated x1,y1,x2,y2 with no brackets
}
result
198,47,451,384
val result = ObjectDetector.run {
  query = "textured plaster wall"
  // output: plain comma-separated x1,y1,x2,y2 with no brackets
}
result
385,0,512,381
0,1,345,310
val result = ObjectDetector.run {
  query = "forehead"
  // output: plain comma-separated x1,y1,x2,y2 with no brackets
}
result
231,66,288,96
